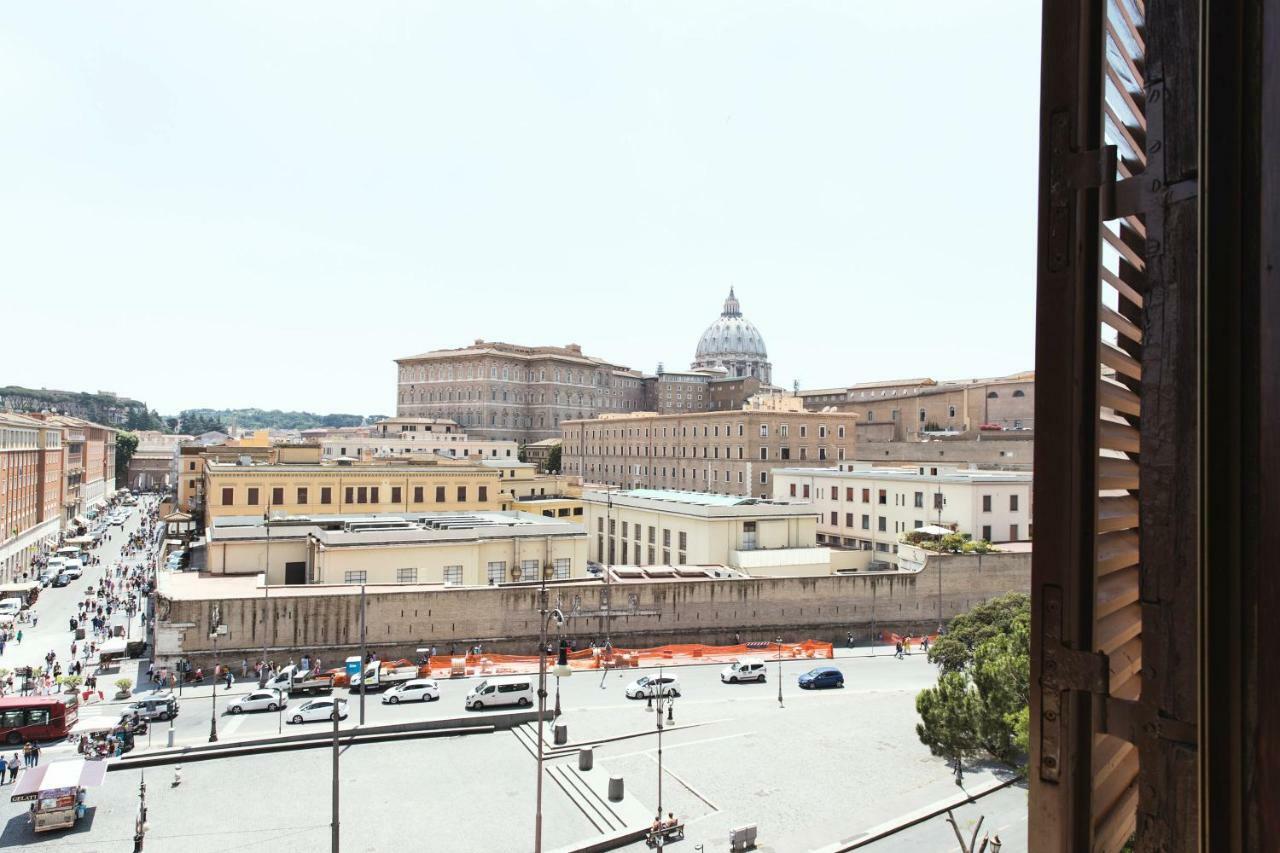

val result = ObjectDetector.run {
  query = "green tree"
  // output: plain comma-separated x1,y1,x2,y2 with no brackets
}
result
546,444,561,473
917,592,1030,771
115,431,139,487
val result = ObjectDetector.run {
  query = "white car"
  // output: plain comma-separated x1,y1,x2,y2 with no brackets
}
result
720,660,767,683
61,561,84,580
227,690,287,714
289,698,348,724
624,674,681,699
382,679,439,704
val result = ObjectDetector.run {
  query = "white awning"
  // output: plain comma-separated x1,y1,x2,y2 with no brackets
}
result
11,759,107,798
917,525,955,536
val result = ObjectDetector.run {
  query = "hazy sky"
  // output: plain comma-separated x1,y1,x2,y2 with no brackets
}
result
1,2,1041,415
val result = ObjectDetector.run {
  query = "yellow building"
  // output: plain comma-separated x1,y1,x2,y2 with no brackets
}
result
482,459,576,504
511,496,584,520
581,488,850,576
205,511,588,586
202,453,505,527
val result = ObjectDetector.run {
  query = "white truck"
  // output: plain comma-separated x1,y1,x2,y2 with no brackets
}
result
263,665,335,697
348,662,419,693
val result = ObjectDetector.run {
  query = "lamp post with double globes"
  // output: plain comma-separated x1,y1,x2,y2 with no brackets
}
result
534,576,571,853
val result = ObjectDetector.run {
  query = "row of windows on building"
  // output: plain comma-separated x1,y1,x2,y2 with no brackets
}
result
787,484,1020,513
584,464,773,485
401,363,637,389
578,445,842,462
400,386,626,407
816,511,1022,542
597,520,691,565
573,423,846,441
341,558,572,587
221,484,490,506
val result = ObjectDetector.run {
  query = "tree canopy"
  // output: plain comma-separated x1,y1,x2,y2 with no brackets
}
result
916,591,1030,771
115,431,139,487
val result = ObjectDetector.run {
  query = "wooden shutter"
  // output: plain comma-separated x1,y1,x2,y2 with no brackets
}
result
1031,0,1198,850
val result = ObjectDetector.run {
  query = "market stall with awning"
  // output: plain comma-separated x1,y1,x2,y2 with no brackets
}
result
10,758,109,832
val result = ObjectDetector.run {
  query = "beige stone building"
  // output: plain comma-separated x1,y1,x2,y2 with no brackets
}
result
317,417,518,462
394,340,646,443
581,487,848,576
204,511,587,586
201,449,505,527
561,406,858,498
521,437,561,472
771,462,1033,567
799,372,1035,440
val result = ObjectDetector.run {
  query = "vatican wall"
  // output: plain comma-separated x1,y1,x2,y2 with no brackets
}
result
156,549,1029,666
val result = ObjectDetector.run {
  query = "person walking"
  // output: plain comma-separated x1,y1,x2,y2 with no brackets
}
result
6,752,19,784
30,742,39,767
240,658,248,679
22,742,32,768
15,629,21,644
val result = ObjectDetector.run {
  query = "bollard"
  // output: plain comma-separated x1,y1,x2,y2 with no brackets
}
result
579,746,594,771
607,775,624,802
554,723,568,746
166,727,174,748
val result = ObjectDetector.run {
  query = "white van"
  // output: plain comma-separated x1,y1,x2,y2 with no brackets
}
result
0,598,23,617
720,658,767,683
465,678,534,710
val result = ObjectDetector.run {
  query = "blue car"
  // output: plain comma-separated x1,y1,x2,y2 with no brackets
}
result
797,666,844,689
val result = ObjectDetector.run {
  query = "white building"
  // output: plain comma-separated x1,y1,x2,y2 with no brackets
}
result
317,417,518,462
770,463,1033,567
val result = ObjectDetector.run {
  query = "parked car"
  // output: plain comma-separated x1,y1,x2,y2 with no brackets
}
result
381,679,439,704
61,560,84,579
798,667,844,689
289,698,348,724
720,659,766,683
38,568,59,587
625,674,681,699
227,690,286,714
978,422,1004,431
51,573,71,588
465,678,534,710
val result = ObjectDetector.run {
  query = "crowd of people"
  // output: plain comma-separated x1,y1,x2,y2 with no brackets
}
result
0,494,164,700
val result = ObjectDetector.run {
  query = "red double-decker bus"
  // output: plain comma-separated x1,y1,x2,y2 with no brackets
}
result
0,696,78,745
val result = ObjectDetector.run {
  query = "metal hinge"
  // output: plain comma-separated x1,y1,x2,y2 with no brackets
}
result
1038,585,1111,782
1047,110,1119,273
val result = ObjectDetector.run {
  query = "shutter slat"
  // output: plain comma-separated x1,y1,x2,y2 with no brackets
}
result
1108,636,1143,688
1098,495,1139,531
1100,341,1142,381
1094,776,1140,853
1097,565,1140,618
1101,304,1144,345
1099,457,1140,491
1100,380,1141,416
1103,226,1146,272
1097,601,1143,653
1101,265,1145,307
1099,420,1140,454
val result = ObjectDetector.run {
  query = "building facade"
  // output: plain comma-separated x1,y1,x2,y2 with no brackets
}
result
581,488,837,576
204,511,588,587
562,405,858,498
799,373,1036,440
127,430,192,491
202,455,506,526
317,417,518,462
770,462,1033,567
394,340,646,443
690,288,772,384
0,414,64,582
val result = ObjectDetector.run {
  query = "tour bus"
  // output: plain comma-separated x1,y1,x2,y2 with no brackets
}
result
0,696,78,745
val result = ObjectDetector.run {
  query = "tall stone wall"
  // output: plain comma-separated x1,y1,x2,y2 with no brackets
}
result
855,438,1033,468
156,551,1029,667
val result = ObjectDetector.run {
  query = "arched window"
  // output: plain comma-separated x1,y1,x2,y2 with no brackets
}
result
987,391,999,399
502,367,509,381
1012,390,1026,397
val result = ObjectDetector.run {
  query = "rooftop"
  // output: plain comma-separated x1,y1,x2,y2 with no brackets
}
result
208,510,585,546
582,488,818,518
774,463,1033,484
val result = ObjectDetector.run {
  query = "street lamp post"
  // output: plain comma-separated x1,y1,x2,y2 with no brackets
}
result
776,637,784,709
534,575,569,853
260,510,270,688
132,773,147,852
209,606,223,743
359,584,367,725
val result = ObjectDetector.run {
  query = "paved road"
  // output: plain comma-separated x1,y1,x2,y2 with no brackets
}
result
1,498,157,697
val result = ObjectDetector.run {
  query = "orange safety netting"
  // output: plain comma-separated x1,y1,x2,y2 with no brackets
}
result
323,640,833,682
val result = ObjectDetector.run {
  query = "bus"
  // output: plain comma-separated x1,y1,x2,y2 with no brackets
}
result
0,696,78,745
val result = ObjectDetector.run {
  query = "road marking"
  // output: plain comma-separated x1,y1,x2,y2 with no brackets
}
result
645,750,720,811
602,729,753,761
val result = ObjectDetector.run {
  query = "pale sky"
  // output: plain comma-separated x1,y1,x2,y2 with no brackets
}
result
0,2,1041,415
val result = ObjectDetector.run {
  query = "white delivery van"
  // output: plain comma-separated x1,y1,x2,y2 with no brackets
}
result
465,678,534,710
720,658,767,683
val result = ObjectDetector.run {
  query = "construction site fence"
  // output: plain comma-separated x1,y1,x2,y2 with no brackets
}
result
325,640,834,684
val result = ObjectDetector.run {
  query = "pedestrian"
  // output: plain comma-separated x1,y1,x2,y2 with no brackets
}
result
30,742,39,767
22,742,32,767
71,642,77,659
225,670,234,690
146,662,155,684
240,658,248,679
15,629,21,644
6,752,18,783
847,631,854,649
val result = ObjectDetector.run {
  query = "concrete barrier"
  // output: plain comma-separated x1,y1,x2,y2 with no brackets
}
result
579,746,593,771
607,775,624,802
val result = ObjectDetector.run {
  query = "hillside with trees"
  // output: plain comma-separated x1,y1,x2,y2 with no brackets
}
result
177,408,382,432
0,385,166,430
